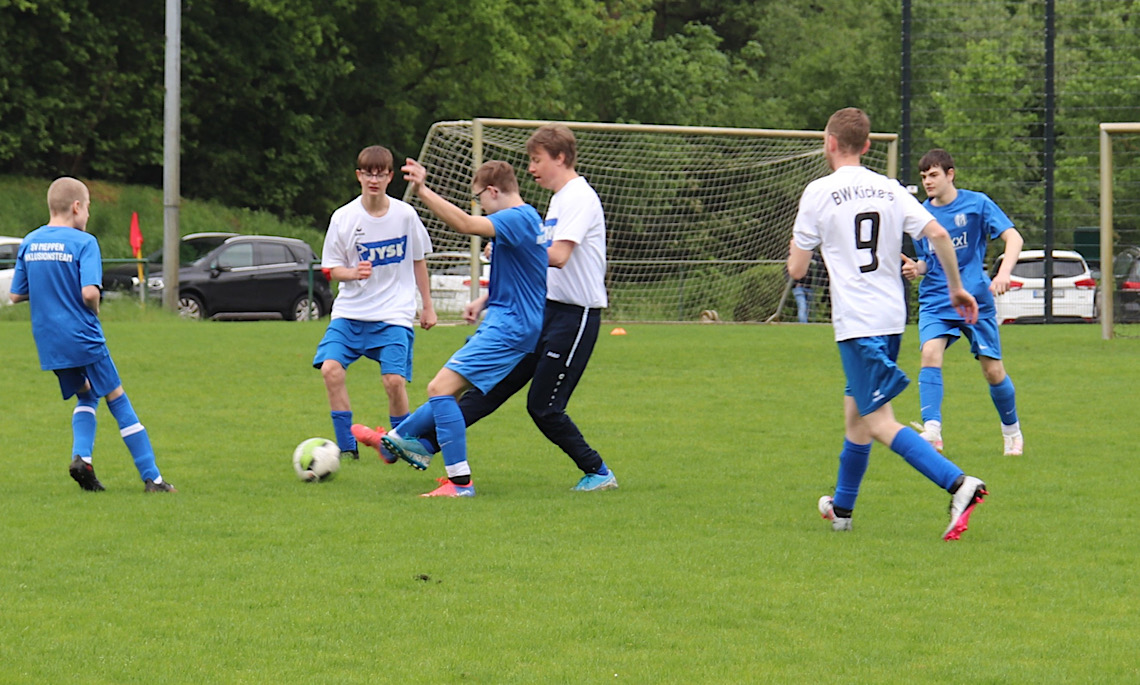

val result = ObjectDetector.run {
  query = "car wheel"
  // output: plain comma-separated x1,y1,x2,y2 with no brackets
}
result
289,294,323,321
179,293,205,320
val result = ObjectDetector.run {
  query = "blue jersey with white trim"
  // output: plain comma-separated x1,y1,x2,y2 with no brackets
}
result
10,225,108,370
484,204,549,351
916,189,1013,320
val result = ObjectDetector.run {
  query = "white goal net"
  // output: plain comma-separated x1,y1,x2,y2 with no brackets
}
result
406,118,898,322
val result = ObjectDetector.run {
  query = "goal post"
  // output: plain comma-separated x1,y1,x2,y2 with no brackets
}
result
407,118,898,323
1099,122,1140,339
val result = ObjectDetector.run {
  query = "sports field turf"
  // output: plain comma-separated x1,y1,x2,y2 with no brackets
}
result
1,314,1136,683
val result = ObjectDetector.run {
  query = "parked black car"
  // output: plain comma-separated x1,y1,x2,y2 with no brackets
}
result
1112,245,1140,323
144,235,331,320
103,232,237,291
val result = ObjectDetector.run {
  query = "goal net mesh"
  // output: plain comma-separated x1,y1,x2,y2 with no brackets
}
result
406,119,896,322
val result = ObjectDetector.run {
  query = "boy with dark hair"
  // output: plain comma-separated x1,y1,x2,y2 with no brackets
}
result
313,145,436,460
902,148,1025,456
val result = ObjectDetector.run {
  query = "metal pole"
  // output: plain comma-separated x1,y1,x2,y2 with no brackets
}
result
162,0,181,312
900,0,912,185
1043,0,1055,322
470,119,485,301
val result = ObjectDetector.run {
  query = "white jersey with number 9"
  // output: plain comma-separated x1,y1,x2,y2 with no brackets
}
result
792,165,935,342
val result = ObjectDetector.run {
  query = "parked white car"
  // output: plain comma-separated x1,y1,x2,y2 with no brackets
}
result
421,251,490,315
0,235,23,305
991,249,1097,323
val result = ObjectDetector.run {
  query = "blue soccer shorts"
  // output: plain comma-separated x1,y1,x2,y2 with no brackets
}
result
312,318,414,380
918,311,1002,360
838,334,910,416
54,353,122,400
444,325,531,395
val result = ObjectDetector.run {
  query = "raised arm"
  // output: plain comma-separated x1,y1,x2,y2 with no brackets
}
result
402,158,496,238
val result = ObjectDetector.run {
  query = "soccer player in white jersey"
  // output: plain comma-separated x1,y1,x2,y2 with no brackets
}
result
9,177,175,493
901,148,1025,456
312,145,436,460
787,108,986,540
398,124,617,492
372,159,549,496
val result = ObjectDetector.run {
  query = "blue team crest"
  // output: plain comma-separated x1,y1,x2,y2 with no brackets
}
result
955,213,968,228
357,236,407,265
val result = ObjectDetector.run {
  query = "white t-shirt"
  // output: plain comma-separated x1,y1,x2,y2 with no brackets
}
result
792,165,933,341
322,196,432,326
543,176,608,309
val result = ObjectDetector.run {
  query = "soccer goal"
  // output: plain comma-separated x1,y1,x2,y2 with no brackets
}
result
1099,122,1140,339
407,118,898,323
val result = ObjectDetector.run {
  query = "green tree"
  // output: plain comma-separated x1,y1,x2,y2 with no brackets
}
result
0,0,163,178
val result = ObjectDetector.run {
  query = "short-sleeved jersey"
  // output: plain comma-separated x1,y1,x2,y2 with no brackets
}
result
322,196,432,327
793,165,935,341
10,225,108,370
916,189,1014,320
483,204,549,351
543,176,608,309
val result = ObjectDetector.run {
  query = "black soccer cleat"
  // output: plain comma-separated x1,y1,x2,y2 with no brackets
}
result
69,457,106,492
143,479,177,493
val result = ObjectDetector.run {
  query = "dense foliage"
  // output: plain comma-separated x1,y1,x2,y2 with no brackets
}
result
1,0,1137,241
0,0,900,224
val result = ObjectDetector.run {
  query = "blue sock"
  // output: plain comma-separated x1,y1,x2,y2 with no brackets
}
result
389,413,409,430
331,410,355,452
107,393,160,482
891,427,962,491
430,395,469,476
72,391,99,459
395,403,435,438
596,462,610,477
918,367,943,423
989,376,1018,426
833,439,872,512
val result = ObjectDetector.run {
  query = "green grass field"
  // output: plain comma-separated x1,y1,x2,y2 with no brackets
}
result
1,314,1137,683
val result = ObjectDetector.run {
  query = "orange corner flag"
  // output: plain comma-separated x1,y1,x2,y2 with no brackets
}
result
129,212,144,259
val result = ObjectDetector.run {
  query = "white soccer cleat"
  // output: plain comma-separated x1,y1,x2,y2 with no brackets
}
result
910,421,944,453
1003,431,1024,456
818,495,852,532
944,476,987,541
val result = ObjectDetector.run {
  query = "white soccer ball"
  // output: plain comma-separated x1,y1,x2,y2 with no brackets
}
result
293,437,341,482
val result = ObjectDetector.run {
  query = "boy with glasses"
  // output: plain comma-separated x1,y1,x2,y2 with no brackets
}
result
312,145,436,460
373,158,547,497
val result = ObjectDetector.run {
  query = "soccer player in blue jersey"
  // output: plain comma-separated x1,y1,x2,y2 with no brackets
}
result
9,177,175,493
372,158,548,497
381,125,618,493
902,149,1025,456
788,108,986,540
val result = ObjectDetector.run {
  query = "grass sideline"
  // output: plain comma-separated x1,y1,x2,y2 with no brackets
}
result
1,319,1137,683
